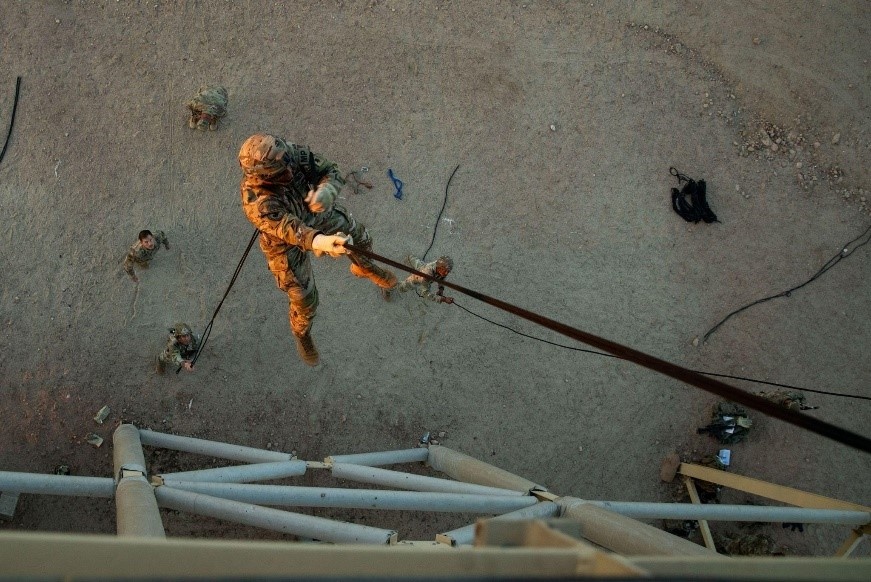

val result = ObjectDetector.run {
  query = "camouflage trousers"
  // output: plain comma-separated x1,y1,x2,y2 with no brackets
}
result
264,206,396,337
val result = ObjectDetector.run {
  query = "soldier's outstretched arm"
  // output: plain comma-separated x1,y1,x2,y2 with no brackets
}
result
122,252,138,282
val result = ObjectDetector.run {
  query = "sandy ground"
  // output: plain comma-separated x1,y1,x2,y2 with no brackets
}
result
1,0,869,556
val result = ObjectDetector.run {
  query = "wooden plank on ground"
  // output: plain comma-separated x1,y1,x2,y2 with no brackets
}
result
683,476,717,552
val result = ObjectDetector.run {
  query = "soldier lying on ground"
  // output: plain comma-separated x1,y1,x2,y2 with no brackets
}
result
123,229,170,283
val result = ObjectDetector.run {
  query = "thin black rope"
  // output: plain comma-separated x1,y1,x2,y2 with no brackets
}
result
453,300,871,402
704,223,871,342
345,241,871,454
421,164,459,261
182,229,260,371
0,76,22,166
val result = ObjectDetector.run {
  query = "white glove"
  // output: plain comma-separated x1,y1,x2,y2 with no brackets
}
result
305,182,338,213
311,233,352,257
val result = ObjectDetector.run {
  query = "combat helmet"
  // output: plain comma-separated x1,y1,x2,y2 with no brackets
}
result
239,133,291,179
169,323,192,338
436,256,454,272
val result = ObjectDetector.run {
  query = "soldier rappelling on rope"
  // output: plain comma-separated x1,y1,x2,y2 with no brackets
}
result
238,133,397,366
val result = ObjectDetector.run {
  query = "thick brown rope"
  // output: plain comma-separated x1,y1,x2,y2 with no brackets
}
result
345,242,871,455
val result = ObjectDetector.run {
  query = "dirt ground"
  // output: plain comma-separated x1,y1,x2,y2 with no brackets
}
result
1,0,869,557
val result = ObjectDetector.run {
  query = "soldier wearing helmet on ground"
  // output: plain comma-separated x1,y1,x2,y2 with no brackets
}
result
186,85,228,131
238,133,397,366
156,323,200,374
395,255,455,304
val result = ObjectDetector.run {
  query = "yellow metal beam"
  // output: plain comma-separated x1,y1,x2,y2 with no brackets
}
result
678,463,871,512
683,476,717,552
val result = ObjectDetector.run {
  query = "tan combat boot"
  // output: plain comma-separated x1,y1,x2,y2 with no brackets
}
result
294,332,320,366
350,263,397,289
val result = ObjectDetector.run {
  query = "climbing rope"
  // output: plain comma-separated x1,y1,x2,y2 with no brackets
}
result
704,223,871,341
344,242,871,455
453,301,871,402
182,229,260,371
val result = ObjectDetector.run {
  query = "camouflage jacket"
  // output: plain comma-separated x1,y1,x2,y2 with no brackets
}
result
240,144,344,262
158,333,201,367
398,257,446,302
123,231,169,278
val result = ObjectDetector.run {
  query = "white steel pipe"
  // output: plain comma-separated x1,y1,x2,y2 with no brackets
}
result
158,461,307,483
592,501,870,526
154,486,396,544
0,472,114,498
426,445,543,493
331,463,524,496
113,424,147,477
159,481,538,513
115,477,166,538
113,424,165,538
138,429,292,463
326,448,429,467
438,500,561,546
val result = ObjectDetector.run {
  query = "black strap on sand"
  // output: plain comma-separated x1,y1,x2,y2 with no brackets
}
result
345,241,871,455
422,164,459,261
670,166,718,223
0,76,22,166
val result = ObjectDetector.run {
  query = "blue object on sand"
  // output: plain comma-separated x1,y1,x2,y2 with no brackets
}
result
388,168,404,200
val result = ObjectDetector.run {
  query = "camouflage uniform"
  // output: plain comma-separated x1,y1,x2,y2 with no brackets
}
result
397,256,451,302
697,401,753,444
757,390,816,411
122,231,169,280
239,135,396,340
717,532,777,556
157,324,201,374
186,86,228,131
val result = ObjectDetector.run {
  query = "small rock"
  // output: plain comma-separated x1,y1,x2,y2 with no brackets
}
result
832,132,840,145
549,124,556,131
430,439,440,446
437,431,446,438
692,336,700,347
752,37,761,45
795,162,803,169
